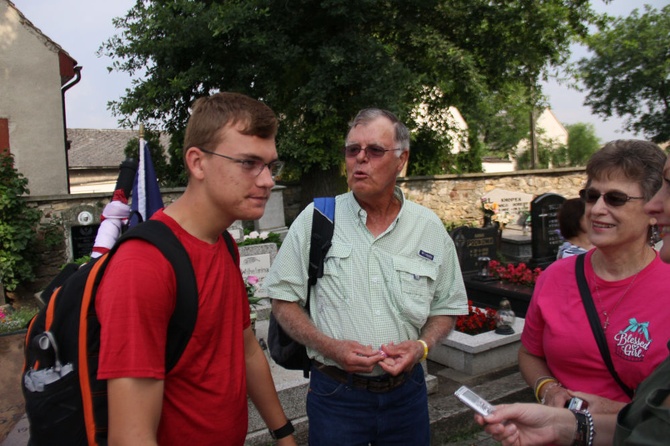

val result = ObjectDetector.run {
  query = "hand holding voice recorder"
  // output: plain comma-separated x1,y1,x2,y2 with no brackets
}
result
454,385,495,417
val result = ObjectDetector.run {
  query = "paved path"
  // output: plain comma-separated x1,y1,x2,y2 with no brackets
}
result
0,333,24,445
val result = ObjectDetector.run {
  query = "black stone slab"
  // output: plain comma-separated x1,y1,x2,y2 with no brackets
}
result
530,193,565,267
463,275,533,318
450,226,499,275
71,224,100,260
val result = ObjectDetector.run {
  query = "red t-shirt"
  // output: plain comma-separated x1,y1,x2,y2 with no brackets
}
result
96,210,250,445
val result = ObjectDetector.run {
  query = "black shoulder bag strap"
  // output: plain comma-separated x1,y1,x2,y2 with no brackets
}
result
306,197,336,308
575,253,634,398
300,197,335,377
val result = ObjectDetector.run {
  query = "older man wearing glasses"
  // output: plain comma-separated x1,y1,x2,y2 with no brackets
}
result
96,92,296,446
265,108,468,445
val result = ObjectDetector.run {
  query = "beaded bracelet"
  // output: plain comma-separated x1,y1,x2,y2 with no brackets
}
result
540,382,562,405
570,409,595,446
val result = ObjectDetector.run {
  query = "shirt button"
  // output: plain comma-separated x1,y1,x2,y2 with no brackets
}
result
375,310,381,316
371,277,379,284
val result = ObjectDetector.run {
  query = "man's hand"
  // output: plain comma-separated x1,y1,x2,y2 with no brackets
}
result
377,340,423,376
332,340,385,374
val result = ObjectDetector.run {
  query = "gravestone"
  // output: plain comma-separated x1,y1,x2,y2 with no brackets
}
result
450,226,499,275
239,243,278,299
254,186,288,239
530,193,565,267
482,188,533,227
70,224,100,260
453,225,533,316
227,220,245,243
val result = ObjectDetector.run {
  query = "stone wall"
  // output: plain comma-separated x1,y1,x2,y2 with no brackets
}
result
24,188,183,292
23,168,586,292
397,167,586,225
282,167,587,225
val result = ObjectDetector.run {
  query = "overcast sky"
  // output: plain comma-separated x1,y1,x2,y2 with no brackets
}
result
12,0,670,142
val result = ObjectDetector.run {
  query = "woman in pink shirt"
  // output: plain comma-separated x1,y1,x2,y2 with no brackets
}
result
520,140,670,415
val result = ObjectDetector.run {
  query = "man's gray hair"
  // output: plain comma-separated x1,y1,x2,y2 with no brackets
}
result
348,108,410,156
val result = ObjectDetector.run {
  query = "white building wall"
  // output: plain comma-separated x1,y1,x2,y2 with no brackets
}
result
0,1,69,195
482,161,514,173
516,108,569,154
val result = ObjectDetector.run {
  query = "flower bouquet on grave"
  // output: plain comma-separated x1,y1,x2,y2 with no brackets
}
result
237,230,282,247
481,198,498,227
455,300,497,335
245,275,266,308
488,260,542,288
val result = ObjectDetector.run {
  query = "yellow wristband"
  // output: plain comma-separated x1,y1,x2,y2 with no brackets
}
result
418,339,429,361
534,378,558,403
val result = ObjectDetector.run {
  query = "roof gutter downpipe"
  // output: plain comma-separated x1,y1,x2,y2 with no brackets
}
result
61,65,82,194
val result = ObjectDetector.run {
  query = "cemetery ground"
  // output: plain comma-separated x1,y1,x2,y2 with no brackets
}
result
1,294,535,446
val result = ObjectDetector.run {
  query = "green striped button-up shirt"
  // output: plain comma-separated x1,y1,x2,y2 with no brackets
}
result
263,188,468,367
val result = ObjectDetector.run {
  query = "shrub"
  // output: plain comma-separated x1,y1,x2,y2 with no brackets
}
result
0,305,38,334
0,152,41,291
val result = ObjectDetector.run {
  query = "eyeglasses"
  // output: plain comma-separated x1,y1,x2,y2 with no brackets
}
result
343,144,403,158
199,148,284,179
579,188,644,207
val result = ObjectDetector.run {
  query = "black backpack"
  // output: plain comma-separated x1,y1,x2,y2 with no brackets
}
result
268,197,335,378
22,220,236,446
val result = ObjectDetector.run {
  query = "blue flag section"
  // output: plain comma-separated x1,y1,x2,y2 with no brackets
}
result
129,140,164,227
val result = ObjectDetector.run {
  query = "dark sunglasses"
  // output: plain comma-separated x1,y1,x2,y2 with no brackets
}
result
343,144,402,158
579,188,644,207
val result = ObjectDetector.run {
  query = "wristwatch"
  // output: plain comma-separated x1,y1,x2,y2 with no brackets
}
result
269,420,294,440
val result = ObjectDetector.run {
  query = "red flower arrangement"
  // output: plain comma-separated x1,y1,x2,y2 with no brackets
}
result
488,260,542,287
456,300,497,335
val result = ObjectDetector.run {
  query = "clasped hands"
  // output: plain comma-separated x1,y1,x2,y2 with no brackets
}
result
333,339,423,376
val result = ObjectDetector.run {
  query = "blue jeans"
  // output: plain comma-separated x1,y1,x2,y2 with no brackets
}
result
306,364,429,446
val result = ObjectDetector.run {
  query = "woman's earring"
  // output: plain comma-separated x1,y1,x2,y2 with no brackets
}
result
650,224,660,246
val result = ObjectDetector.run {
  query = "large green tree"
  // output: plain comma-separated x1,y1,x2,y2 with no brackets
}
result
102,0,599,205
577,5,670,143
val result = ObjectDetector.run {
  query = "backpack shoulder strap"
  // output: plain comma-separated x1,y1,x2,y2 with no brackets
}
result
222,230,238,265
113,220,197,373
306,197,335,308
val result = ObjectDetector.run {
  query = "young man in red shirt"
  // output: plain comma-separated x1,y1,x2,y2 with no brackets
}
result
97,92,296,445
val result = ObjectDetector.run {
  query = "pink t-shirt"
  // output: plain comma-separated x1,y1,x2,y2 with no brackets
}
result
522,250,670,402
97,210,250,445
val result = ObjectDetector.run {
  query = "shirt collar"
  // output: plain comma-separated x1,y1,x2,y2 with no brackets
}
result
346,186,406,230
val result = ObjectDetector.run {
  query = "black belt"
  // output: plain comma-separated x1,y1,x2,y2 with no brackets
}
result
313,360,413,393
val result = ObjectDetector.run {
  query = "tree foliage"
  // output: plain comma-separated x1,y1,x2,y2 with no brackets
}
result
515,139,557,170
101,0,599,205
577,5,670,143
565,122,600,166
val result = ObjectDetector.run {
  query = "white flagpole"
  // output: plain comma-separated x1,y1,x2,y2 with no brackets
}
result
138,124,147,221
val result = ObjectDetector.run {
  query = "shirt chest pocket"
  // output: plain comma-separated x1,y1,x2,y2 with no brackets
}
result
319,243,352,307
322,242,352,277
392,256,437,296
